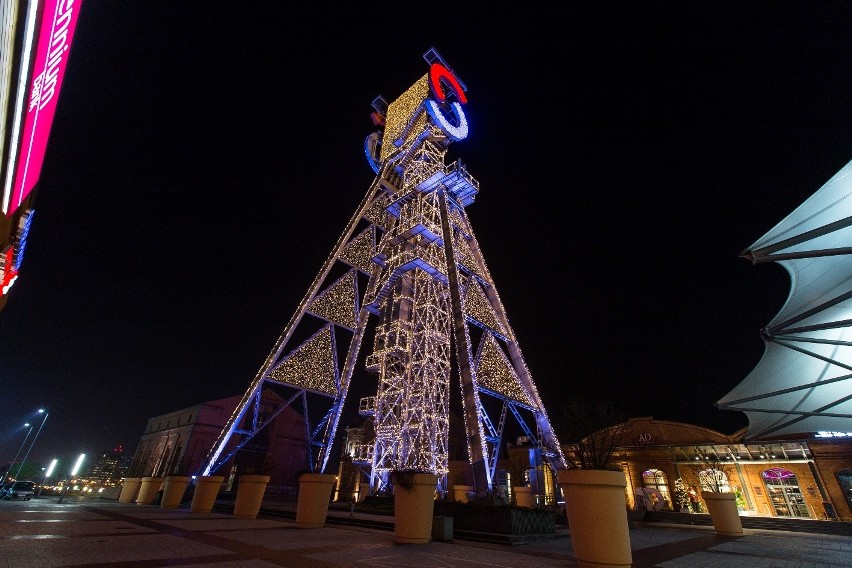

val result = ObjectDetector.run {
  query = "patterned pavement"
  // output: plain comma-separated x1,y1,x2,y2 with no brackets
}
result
0,497,850,567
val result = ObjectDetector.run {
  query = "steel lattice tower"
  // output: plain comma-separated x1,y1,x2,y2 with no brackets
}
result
201,49,566,495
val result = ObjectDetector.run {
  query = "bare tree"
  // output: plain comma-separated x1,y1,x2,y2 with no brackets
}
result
551,397,627,470
687,449,735,493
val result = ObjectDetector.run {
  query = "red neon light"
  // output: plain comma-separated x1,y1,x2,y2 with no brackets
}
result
429,63,467,104
1,246,17,295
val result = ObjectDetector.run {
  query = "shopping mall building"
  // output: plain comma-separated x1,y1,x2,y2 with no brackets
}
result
327,415,852,522
556,417,851,522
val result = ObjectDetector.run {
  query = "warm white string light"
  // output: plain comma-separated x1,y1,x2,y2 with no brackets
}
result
306,270,358,331
268,326,338,395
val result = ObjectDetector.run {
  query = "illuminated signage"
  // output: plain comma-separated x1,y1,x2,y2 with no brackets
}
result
424,62,469,142
6,0,82,215
1,245,17,295
0,209,34,296
364,132,381,174
815,431,852,438
13,209,34,272
370,54,469,168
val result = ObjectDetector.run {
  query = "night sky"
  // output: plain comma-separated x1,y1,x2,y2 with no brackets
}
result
2,2,852,473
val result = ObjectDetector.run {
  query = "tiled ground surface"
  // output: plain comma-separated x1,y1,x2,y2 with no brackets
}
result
1,497,850,568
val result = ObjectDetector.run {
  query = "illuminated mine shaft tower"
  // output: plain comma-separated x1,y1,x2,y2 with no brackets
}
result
365,144,455,481
202,49,565,494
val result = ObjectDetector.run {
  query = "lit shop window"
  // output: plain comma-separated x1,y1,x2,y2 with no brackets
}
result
642,469,671,509
699,468,730,493
762,467,809,518
836,469,852,513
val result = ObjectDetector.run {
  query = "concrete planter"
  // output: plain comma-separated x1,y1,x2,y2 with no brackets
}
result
295,473,336,528
160,475,191,509
701,491,743,536
393,472,438,544
453,484,473,503
136,476,164,505
118,477,142,503
191,475,224,513
557,469,632,568
514,486,534,507
233,474,270,519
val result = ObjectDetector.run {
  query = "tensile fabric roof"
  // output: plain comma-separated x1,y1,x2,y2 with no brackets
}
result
717,158,852,439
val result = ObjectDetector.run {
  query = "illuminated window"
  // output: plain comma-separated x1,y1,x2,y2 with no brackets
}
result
642,469,671,509
836,469,852,513
698,468,730,493
762,468,809,518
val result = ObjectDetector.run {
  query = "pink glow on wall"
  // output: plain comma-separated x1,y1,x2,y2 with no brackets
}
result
9,0,82,215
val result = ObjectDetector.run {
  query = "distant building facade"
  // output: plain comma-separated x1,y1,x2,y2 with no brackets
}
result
128,392,309,493
86,446,130,486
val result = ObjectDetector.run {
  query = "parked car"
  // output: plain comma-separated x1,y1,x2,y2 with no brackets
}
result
1,481,35,500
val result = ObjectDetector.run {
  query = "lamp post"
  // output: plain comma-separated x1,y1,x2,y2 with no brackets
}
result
12,409,48,481
1,422,34,484
58,453,85,504
38,458,58,497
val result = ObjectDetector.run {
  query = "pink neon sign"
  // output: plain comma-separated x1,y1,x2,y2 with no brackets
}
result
8,0,82,215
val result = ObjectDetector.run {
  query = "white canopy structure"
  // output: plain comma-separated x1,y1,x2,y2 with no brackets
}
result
717,158,852,439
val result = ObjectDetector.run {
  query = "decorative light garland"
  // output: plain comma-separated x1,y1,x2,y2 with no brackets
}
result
339,227,376,274
268,325,338,396
306,270,358,331
475,333,533,406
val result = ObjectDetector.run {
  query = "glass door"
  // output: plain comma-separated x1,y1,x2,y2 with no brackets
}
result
762,467,809,518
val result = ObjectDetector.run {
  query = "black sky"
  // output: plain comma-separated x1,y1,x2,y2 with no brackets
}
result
2,2,852,471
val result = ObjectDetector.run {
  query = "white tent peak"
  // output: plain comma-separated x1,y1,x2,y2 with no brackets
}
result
718,157,852,439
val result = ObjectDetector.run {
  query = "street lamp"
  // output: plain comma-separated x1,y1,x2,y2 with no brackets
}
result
1,422,34,484
12,409,48,481
38,458,58,496
70,453,85,476
58,453,85,503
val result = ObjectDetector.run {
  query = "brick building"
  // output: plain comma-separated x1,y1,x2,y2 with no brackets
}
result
335,415,852,522
519,417,852,522
128,392,309,493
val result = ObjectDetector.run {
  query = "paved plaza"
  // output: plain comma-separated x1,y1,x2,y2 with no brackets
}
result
1,496,850,567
